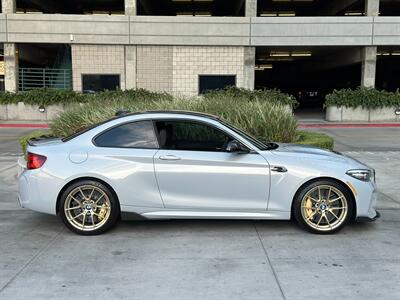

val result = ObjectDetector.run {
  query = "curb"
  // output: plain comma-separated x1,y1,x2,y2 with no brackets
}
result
298,123,400,128
0,124,49,128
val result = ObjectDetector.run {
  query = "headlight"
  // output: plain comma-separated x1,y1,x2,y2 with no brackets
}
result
346,169,374,182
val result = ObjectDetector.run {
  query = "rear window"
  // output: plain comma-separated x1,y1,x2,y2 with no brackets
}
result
94,120,158,149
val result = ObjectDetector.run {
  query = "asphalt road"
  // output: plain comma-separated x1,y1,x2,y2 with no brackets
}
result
0,127,399,300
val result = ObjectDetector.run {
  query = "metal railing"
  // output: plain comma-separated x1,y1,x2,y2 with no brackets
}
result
18,68,72,91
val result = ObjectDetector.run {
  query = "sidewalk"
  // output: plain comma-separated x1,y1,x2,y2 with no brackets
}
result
0,120,49,128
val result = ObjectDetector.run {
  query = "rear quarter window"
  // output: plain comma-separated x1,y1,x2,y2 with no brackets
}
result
94,120,158,149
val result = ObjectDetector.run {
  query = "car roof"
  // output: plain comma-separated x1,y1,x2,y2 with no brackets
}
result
119,110,220,121
62,110,220,143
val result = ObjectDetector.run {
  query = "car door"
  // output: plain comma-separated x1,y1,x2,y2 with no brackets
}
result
153,119,270,211
91,120,164,208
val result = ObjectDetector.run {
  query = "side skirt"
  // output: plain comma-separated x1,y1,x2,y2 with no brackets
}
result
120,206,290,221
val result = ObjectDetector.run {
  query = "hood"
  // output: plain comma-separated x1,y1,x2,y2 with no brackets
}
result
267,143,365,167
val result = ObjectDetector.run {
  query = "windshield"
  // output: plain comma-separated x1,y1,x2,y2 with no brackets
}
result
219,119,278,150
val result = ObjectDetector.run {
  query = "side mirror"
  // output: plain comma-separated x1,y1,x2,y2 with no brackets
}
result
226,140,249,153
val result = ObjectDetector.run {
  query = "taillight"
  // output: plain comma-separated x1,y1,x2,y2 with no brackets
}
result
27,152,47,170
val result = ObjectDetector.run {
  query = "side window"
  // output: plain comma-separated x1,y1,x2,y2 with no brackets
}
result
155,120,230,152
95,120,158,149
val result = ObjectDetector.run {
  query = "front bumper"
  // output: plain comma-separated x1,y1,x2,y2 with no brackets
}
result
356,210,381,222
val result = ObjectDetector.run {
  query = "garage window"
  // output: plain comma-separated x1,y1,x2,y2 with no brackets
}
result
82,74,120,93
198,75,236,94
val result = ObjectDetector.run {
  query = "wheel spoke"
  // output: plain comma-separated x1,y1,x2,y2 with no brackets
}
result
78,188,86,200
328,196,344,203
82,214,86,229
93,211,102,217
70,196,82,206
88,188,95,201
95,205,109,211
318,187,321,201
330,206,347,210
68,212,85,221
328,209,340,220
306,210,317,221
327,187,332,202
91,213,96,227
65,206,81,211
301,206,317,210
316,214,323,227
324,214,332,230
95,194,105,205
307,196,319,203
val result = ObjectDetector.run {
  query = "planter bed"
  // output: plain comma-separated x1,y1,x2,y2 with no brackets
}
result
0,102,65,121
326,106,400,122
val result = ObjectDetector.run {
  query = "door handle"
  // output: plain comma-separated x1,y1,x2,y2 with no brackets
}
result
159,155,181,161
271,166,287,173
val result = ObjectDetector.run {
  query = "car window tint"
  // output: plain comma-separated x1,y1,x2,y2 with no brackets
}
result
155,120,229,152
95,120,158,148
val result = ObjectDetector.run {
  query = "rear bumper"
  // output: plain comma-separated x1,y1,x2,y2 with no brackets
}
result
17,156,59,215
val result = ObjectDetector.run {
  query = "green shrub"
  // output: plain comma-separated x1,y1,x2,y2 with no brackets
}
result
0,88,175,106
50,97,298,143
203,86,299,108
325,87,400,109
296,131,334,150
0,88,85,106
20,128,334,156
1,87,296,108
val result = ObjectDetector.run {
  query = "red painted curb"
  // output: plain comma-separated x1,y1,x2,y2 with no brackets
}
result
0,124,49,128
299,123,400,128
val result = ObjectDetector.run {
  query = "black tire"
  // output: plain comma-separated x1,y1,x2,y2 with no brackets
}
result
293,179,354,234
59,180,120,235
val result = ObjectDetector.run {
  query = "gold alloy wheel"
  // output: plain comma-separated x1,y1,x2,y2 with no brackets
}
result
301,185,348,232
64,185,111,232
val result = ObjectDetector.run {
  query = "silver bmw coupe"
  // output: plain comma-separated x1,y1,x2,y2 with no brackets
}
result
18,111,379,235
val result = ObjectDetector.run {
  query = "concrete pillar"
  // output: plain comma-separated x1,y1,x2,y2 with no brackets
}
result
125,46,137,90
361,1,379,88
4,43,18,92
245,0,257,17
361,46,377,88
125,0,136,15
243,47,255,90
365,0,379,16
2,0,16,13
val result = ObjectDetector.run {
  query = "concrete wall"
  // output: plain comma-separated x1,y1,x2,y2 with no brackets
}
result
71,44,251,95
6,14,129,44
373,17,400,45
251,17,374,46
136,46,173,92
0,14,400,46
71,45,126,91
326,106,400,122
0,103,64,121
172,46,247,96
